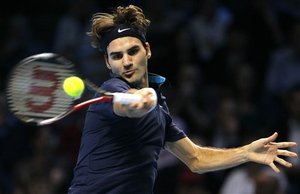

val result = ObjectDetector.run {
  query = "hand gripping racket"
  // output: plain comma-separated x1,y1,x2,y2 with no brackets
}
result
6,53,141,126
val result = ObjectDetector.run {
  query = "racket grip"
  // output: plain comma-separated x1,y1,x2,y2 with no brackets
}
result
112,93,142,104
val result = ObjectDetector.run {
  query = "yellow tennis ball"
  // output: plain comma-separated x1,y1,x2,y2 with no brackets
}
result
63,76,85,97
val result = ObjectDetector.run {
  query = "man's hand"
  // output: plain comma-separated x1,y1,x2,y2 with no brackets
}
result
246,132,298,173
128,88,157,111
113,88,157,118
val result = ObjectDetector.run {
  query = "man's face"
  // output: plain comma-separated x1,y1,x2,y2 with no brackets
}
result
105,37,151,88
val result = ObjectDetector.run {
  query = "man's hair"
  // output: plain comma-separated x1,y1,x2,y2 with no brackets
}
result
87,5,151,51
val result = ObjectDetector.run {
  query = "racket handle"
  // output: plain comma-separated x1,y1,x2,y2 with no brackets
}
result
112,93,142,104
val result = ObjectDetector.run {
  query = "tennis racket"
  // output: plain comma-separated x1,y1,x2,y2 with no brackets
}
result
6,53,141,126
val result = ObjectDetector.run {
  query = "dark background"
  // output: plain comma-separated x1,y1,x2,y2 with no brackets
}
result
1,0,300,194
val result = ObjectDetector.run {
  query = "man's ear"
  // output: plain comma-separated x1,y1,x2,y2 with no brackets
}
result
146,42,152,59
104,55,111,69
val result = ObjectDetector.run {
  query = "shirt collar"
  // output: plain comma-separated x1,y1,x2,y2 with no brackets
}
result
148,73,166,89
110,72,166,89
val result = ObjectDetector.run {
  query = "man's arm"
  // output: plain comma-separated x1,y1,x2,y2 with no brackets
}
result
165,132,298,173
113,87,157,117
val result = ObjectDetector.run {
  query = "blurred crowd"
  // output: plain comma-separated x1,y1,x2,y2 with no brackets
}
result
1,0,300,194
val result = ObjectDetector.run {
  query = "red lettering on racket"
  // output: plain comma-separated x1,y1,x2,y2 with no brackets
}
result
26,66,59,112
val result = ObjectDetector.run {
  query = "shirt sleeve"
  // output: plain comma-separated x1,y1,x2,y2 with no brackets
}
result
165,121,187,142
87,78,130,118
161,99,187,143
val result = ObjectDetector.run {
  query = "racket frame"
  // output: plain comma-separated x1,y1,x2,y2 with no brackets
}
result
6,53,142,126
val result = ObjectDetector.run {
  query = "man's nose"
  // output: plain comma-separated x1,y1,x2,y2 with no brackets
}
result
123,54,132,68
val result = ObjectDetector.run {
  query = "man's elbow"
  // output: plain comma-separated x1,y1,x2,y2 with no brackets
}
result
187,159,210,174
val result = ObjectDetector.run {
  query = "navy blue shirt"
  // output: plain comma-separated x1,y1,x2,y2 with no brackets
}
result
68,74,186,194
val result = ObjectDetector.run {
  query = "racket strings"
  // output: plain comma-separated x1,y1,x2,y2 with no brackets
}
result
6,55,77,123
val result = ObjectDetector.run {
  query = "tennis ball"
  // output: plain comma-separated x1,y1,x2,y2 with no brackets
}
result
63,76,85,97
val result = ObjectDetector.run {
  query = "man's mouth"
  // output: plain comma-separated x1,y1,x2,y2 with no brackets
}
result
123,70,135,78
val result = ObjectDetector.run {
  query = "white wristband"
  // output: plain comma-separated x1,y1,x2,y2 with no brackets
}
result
112,93,142,104
147,88,158,112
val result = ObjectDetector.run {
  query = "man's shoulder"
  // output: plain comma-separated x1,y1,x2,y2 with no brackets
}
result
101,77,130,92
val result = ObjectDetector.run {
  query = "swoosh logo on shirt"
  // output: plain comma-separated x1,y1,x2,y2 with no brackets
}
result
118,28,131,33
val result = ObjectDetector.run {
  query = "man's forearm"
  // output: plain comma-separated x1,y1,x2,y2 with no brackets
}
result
191,145,250,173
166,137,250,174
167,133,297,174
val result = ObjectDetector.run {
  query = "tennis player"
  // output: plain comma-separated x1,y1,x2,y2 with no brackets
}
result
68,5,298,194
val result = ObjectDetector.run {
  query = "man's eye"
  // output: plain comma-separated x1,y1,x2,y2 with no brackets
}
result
112,53,122,60
128,48,139,56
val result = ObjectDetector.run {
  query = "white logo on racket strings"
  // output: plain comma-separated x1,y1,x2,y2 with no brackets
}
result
118,28,130,33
